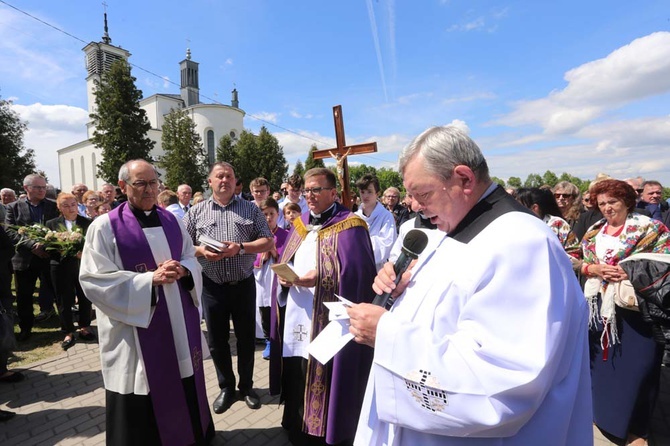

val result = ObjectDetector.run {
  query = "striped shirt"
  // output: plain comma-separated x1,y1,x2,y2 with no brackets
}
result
183,196,273,283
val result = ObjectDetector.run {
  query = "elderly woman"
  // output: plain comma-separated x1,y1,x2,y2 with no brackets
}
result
516,187,580,258
81,190,100,220
552,181,581,227
581,179,670,446
46,193,94,350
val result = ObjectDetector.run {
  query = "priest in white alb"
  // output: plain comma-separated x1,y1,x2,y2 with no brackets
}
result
355,174,397,271
79,160,213,446
347,126,593,446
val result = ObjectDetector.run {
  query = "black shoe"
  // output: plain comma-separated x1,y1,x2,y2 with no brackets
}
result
61,336,76,351
0,409,16,422
0,372,25,384
35,309,56,323
16,331,32,342
241,389,261,410
78,330,96,342
212,388,236,414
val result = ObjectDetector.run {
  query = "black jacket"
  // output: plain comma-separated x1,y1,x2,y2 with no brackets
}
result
5,199,59,270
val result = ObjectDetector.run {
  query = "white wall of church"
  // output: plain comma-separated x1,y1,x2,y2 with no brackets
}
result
142,95,183,130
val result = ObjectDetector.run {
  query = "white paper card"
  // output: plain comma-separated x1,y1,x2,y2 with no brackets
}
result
324,301,350,320
307,319,354,365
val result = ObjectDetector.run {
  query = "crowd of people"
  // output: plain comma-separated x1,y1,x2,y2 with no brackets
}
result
1,127,670,444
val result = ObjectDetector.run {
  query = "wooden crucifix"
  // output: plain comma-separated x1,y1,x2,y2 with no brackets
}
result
312,105,377,210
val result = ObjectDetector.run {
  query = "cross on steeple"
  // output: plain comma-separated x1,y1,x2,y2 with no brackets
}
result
102,2,111,44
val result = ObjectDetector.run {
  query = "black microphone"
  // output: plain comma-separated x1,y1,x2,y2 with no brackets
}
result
372,229,429,310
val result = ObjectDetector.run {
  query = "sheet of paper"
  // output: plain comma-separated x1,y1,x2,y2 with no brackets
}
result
308,319,354,365
334,293,355,307
323,301,349,320
271,263,300,282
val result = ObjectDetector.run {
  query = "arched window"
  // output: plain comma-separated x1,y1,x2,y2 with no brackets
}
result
207,130,215,164
91,153,98,190
70,159,75,184
80,156,86,184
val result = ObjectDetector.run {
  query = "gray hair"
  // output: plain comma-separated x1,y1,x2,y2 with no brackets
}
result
398,126,489,182
23,173,45,186
118,159,156,182
0,188,16,196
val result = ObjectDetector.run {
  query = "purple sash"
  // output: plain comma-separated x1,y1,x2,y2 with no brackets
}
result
108,203,210,445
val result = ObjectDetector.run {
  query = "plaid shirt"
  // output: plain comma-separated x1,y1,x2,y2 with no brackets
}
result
183,196,272,283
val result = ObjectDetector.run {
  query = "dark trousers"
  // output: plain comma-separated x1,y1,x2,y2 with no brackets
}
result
50,259,92,333
15,260,53,332
201,274,256,392
259,306,271,339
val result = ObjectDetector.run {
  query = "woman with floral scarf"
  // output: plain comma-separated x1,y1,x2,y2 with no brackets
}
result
581,179,670,446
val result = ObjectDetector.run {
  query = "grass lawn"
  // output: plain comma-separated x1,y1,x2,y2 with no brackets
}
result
10,304,65,367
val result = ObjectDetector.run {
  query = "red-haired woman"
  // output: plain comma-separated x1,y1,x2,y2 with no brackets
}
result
581,179,670,445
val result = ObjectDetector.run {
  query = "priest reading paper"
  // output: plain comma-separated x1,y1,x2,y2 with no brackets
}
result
347,127,593,446
79,160,214,445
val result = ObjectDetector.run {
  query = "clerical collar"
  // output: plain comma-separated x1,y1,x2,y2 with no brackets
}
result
309,203,336,225
129,204,161,228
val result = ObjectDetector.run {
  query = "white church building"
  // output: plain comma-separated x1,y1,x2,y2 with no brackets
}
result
57,15,244,191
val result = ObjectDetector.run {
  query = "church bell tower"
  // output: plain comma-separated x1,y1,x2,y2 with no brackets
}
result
180,49,200,107
82,12,130,137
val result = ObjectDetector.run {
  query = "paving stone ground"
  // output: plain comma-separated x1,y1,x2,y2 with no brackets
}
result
0,326,668,445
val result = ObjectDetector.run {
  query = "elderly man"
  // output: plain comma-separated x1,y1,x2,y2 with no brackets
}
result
183,162,274,414
383,187,410,233
99,183,119,209
277,174,309,229
1,188,16,206
5,174,59,340
348,126,592,445
274,167,377,446
71,183,88,216
79,160,213,445
636,180,668,221
166,184,193,219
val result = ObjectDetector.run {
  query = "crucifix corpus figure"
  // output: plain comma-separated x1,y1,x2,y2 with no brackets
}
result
312,105,377,210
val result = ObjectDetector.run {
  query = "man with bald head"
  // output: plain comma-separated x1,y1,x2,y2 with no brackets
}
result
79,160,213,445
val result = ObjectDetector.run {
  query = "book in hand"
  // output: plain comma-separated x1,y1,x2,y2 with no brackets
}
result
198,234,227,253
271,263,300,282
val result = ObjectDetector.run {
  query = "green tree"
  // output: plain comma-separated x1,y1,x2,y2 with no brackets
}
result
293,160,305,178
541,170,559,188
216,127,287,192
158,108,208,192
0,97,36,191
90,59,155,183
523,173,543,188
304,144,325,170
376,167,403,193
491,176,505,187
507,176,522,188
348,164,377,192
215,134,236,165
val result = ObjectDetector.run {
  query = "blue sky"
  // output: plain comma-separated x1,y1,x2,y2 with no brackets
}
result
1,0,669,188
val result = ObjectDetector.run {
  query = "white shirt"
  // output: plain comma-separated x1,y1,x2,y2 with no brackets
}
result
166,202,189,220
278,196,309,229
355,211,593,445
356,202,397,271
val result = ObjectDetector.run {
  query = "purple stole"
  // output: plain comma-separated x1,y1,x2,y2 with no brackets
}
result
108,203,210,445
278,205,367,438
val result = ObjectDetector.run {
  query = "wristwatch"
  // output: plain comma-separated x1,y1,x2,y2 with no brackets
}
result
239,243,246,255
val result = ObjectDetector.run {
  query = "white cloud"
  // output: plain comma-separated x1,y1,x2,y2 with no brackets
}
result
497,32,670,134
250,111,279,124
225,58,233,65
447,17,485,32
443,91,496,105
289,110,313,119
12,103,89,188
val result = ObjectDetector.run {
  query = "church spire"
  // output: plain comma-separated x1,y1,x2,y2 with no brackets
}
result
102,2,111,44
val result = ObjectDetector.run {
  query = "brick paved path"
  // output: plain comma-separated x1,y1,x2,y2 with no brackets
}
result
1,327,667,445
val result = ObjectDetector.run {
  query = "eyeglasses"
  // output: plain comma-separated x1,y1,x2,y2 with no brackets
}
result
130,180,160,190
302,187,334,196
554,193,574,199
27,185,47,190
384,195,399,199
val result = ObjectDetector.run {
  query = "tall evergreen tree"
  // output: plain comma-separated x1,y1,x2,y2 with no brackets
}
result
304,144,325,170
0,97,36,191
90,59,155,183
157,108,208,192
216,127,287,192
292,160,305,178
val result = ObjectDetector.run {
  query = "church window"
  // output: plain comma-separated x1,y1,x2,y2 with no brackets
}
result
91,153,98,190
70,159,75,184
80,156,86,184
207,130,215,164
230,130,236,139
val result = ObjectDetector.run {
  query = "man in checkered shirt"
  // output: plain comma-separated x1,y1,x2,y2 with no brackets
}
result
183,162,274,415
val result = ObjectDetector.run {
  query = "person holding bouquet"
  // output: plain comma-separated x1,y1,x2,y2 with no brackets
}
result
46,193,93,350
